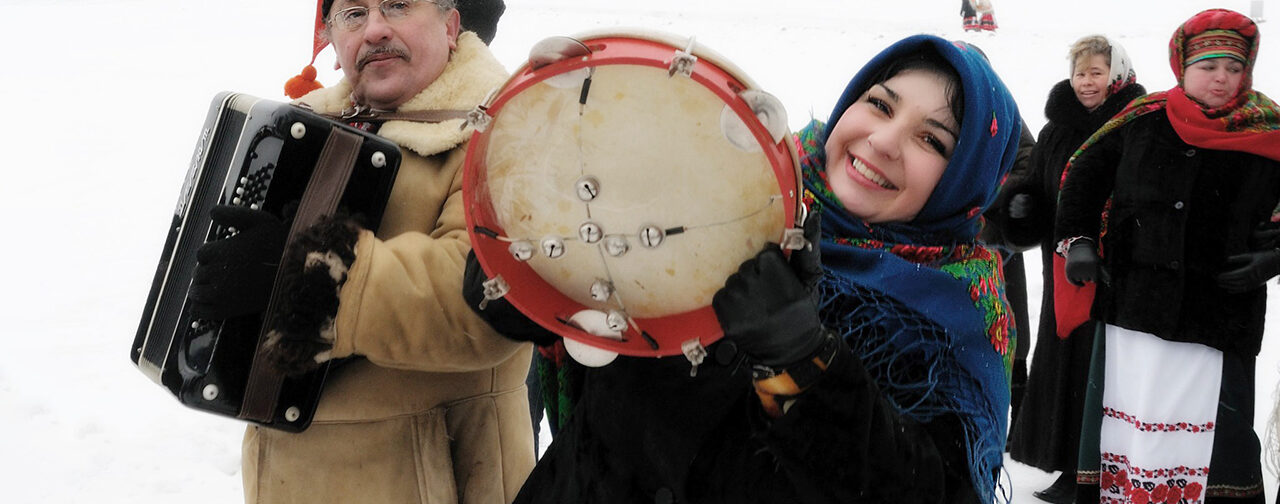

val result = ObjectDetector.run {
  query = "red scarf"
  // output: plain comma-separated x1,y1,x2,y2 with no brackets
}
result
1165,87,1280,161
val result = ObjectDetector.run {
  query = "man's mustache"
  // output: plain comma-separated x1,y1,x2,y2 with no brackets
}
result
357,46,409,70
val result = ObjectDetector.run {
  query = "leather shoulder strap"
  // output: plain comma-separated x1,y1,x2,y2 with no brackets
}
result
321,109,471,124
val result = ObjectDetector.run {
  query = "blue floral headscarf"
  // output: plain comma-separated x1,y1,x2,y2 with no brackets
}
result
800,35,1022,502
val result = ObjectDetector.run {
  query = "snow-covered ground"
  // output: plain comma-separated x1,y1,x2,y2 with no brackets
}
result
1,0,1276,502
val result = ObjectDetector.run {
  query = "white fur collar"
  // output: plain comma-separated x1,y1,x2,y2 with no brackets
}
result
297,32,508,157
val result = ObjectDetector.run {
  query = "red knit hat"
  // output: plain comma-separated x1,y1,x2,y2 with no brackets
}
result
284,0,328,99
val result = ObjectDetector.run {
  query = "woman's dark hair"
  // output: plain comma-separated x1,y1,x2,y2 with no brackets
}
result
861,47,965,129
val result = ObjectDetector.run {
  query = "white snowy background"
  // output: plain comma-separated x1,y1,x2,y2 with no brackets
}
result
1,0,1277,502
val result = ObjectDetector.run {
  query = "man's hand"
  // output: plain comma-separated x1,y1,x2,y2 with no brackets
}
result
261,214,362,375
189,205,287,320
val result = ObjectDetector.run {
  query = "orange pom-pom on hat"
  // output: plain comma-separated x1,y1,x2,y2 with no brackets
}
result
285,64,323,99
284,0,329,99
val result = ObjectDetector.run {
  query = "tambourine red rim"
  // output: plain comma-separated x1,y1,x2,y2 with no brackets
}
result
463,35,797,358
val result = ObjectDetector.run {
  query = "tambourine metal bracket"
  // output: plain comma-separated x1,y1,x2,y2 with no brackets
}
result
781,227,808,251
466,106,492,133
669,37,698,78
681,339,708,377
478,275,510,310
589,279,614,302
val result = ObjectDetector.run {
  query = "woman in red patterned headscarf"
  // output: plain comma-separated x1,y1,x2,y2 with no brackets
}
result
1055,8,1280,504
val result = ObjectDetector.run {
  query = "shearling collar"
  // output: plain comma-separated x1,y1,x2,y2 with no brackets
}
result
1044,78,1148,133
297,31,508,157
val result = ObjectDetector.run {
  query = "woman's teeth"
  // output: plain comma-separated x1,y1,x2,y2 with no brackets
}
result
852,157,896,189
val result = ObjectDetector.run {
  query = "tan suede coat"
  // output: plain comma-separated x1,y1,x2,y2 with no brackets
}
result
241,32,535,504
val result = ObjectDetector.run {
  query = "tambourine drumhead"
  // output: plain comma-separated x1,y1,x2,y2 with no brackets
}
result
464,31,799,358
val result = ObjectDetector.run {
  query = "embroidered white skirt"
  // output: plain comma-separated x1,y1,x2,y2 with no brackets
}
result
1098,325,1223,504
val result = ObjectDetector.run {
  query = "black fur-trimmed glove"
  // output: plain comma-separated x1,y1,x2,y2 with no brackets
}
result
260,213,363,375
462,250,559,346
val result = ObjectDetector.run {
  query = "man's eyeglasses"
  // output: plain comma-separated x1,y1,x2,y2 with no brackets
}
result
329,0,439,32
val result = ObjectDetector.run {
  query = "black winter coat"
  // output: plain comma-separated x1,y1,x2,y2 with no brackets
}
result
1002,79,1148,253
1055,109,1280,356
513,338,979,504
1001,79,1145,472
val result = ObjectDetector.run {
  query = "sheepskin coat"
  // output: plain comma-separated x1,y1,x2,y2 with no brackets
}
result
241,32,536,504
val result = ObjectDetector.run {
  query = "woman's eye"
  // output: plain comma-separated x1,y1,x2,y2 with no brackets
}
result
867,97,891,115
922,135,947,156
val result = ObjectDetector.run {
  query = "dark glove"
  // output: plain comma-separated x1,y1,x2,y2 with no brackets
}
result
1064,240,1107,287
260,214,363,375
713,246,825,367
1007,193,1033,220
462,250,559,346
789,210,824,295
1249,222,1280,250
1216,248,1280,294
189,205,287,320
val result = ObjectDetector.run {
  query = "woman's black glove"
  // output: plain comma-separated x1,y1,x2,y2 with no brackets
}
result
260,214,363,375
790,211,824,296
1064,240,1107,287
1216,248,1280,294
1249,221,1280,250
189,205,287,320
712,246,825,367
462,250,559,346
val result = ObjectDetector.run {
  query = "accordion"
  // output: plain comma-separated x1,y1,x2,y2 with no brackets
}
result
131,92,401,431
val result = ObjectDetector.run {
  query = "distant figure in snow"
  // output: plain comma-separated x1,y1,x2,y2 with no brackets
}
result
960,0,978,31
969,0,998,32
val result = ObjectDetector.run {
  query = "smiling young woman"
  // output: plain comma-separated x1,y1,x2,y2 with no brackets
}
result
823,68,958,224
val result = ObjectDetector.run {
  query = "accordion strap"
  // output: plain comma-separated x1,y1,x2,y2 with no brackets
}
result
322,109,471,124
239,126,364,424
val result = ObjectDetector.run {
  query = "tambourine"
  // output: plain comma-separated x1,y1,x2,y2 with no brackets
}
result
462,30,803,366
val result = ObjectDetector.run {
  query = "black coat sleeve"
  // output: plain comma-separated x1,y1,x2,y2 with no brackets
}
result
999,122,1056,249
981,121,1039,250
1054,123,1125,245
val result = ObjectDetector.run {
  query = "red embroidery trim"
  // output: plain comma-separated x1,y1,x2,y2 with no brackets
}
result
1103,407,1216,433
1099,452,1209,504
